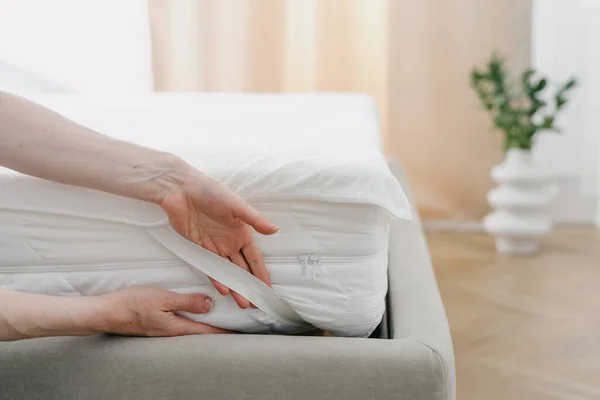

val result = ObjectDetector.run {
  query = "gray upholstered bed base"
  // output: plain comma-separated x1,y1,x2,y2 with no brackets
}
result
0,162,456,400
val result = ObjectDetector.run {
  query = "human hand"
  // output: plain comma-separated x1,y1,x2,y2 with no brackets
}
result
0,92,274,310
157,160,278,309
100,286,230,337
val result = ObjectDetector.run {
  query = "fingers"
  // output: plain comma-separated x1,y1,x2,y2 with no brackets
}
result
164,293,234,333
232,199,278,235
229,253,253,309
170,316,233,335
209,278,231,296
231,291,251,309
202,240,252,309
242,241,271,287
167,293,214,314
201,239,231,296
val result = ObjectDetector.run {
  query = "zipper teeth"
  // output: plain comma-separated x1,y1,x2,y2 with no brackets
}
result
267,254,380,263
0,253,384,274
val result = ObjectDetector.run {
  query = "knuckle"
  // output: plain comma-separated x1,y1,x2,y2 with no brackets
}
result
187,294,206,312
245,256,261,267
229,213,242,225
244,253,263,268
163,294,180,310
227,206,243,225
216,247,231,258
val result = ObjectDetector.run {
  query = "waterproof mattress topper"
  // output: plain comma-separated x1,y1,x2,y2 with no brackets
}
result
0,93,412,337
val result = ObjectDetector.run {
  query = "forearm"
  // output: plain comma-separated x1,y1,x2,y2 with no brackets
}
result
0,290,109,341
0,90,184,204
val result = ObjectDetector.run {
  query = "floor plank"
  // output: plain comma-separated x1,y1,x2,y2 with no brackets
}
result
428,228,600,400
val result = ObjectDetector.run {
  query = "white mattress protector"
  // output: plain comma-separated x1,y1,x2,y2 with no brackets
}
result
0,93,412,337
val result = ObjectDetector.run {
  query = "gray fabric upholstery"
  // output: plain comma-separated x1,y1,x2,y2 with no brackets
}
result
387,160,456,399
0,162,455,400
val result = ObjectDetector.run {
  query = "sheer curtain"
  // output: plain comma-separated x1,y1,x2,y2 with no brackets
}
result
149,0,533,221
388,0,532,221
0,0,535,222
148,0,390,145
0,0,153,94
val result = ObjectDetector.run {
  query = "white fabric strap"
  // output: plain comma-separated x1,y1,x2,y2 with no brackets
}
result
147,226,310,328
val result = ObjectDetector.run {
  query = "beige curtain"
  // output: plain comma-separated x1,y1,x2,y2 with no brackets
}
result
148,0,531,221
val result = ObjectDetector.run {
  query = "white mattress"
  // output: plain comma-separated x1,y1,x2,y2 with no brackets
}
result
0,93,412,337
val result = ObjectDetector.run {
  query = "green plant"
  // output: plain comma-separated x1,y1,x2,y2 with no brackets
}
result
470,53,577,151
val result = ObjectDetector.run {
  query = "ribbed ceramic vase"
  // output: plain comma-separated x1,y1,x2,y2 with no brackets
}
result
483,149,557,255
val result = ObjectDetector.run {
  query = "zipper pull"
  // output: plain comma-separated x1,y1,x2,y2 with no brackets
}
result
310,255,321,281
298,254,322,281
299,254,311,280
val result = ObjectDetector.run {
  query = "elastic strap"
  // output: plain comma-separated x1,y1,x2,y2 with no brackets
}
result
147,226,310,327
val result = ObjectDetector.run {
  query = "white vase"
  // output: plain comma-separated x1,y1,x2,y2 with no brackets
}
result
483,148,557,256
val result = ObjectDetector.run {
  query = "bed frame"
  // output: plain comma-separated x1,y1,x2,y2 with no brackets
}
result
0,162,456,400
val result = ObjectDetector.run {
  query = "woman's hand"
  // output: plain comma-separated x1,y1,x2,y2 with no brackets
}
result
157,161,278,309
0,287,228,341
0,91,277,311
100,286,230,337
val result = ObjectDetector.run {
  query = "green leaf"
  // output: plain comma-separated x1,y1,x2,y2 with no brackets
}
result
522,68,535,83
470,70,484,87
489,57,505,82
564,79,577,90
556,95,566,109
494,113,518,129
527,96,545,116
471,70,484,80
540,116,554,130
522,124,537,137
516,134,534,150
534,79,547,92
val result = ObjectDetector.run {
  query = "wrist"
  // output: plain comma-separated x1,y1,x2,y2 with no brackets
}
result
136,151,193,205
83,296,113,335
80,136,193,206
95,293,127,334
43,296,111,337
149,152,189,204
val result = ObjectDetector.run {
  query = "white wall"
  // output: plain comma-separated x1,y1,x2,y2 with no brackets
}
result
0,0,153,93
532,0,600,225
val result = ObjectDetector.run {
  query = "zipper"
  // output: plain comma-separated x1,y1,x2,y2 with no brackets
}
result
0,253,380,280
269,253,378,282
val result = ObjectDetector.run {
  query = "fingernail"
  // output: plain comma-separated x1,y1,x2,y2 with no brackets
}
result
205,297,213,312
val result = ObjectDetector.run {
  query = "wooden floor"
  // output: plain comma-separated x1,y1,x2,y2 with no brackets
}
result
428,227,600,400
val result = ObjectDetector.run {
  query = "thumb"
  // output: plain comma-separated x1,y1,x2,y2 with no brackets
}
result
232,200,278,235
167,293,214,314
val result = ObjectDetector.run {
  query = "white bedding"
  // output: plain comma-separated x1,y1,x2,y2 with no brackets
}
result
0,93,412,337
